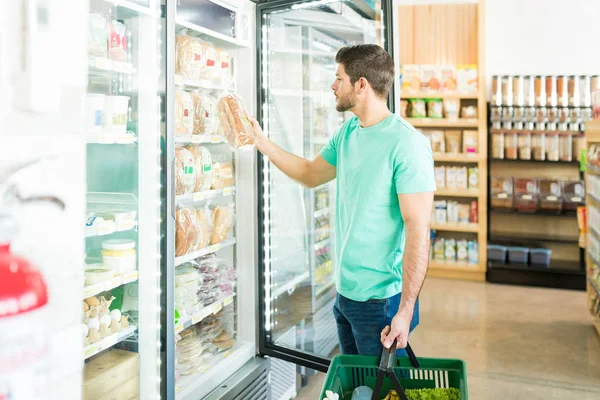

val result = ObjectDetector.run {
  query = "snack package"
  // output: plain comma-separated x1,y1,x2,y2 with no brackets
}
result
400,100,409,118
202,43,219,81
445,130,462,154
190,92,219,136
457,240,468,262
89,14,108,58
176,207,200,257
195,205,214,250
185,145,213,192
400,65,421,91
461,105,478,119
408,99,426,118
176,89,194,136
434,166,446,189
456,166,468,189
426,99,444,118
457,64,478,93
175,146,197,195
443,99,459,119
108,19,127,62
462,130,478,154
433,238,445,260
176,35,204,78
468,167,480,190
446,166,457,189
468,241,479,264
434,200,447,224
445,238,457,261
430,130,446,153
217,94,255,150
420,65,440,91
440,65,457,91
447,201,459,224
458,204,470,223
211,155,234,189
210,203,235,245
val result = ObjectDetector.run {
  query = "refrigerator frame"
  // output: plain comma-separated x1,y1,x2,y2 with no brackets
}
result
255,0,396,373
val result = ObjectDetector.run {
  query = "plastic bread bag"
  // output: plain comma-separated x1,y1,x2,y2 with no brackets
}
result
88,13,108,58
185,145,213,192
175,89,194,136
175,207,200,257
217,48,232,87
175,35,203,78
216,93,255,151
190,91,219,136
210,203,235,245
211,154,234,189
202,42,219,81
195,204,215,250
175,146,196,195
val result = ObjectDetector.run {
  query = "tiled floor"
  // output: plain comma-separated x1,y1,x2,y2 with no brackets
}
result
296,278,600,400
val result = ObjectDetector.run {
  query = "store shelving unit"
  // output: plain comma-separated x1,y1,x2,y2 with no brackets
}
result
397,1,488,281
585,120,600,336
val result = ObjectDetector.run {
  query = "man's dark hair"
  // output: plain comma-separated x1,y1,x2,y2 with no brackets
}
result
335,44,394,98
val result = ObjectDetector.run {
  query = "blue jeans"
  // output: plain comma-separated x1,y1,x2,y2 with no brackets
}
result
333,292,419,357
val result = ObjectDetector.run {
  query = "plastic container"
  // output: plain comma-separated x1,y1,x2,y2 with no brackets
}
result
559,133,573,161
514,178,538,212
491,176,513,210
538,178,562,212
530,248,552,267
545,132,559,161
487,244,507,263
84,265,114,285
504,132,518,160
508,246,529,264
518,131,532,160
492,131,505,159
84,94,105,134
103,95,130,134
101,239,137,274
532,132,546,161
562,179,585,212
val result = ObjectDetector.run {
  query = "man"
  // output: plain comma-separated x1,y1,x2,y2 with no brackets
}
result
250,44,435,356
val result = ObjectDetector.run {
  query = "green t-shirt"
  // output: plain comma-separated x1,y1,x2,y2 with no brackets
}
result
320,114,436,302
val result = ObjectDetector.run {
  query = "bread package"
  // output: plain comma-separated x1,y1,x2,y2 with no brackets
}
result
196,206,214,250
210,204,234,245
217,94,255,150
175,147,197,195
217,48,231,86
185,145,213,192
202,43,218,81
211,156,234,189
191,92,219,136
176,35,203,78
176,207,200,257
175,89,194,136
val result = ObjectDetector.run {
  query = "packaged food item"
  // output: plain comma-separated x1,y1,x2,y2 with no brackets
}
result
445,130,462,154
427,99,444,118
103,95,129,135
539,179,562,212
458,204,470,223
462,130,478,154
470,201,478,223
444,238,457,261
513,75,525,106
456,166,468,189
457,65,478,93
210,203,235,244
524,76,535,107
175,146,197,195
408,99,426,118
84,94,105,134
504,132,518,160
211,155,234,189
195,205,214,250
176,35,204,78
101,239,136,274
491,76,502,106
533,75,546,106
88,14,108,58
434,200,447,224
532,132,546,161
546,132,559,161
447,201,459,223
190,92,219,136
501,75,513,106
400,100,409,118
202,42,219,81
518,132,532,160
185,145,213,192
217,48,231,86
546,76,557,107
461,105,478,119
574,134,586,162
433,238,445,260
400,65,421,91
108,19,127,62
434,166,446,189
568,75,580,107
492,131,505,159
559,133,573,161
468,167,479,190
491,177,513,209
420,65,440,91
514,178,538,212
176,207,200,257
419,129,432,148
430,131,445,153
443,99,459,119
457,240,468,262
468,241,479,264
445,167,457,189
557,76,568,107
176,89,194,136
562,179,585,211
440,65,457,91
217,94,255,150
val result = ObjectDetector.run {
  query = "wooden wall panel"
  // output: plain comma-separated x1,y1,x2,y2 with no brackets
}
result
398,3,478,66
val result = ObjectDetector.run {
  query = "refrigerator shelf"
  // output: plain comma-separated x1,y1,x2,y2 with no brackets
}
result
269,48,334,58
99,0,157,16
174,294,236,334
272,271,310,298
83,271,139,300
314,208,330,218
177,186,235,205
84,325,138,360
176,18,247,48
175,239,236,267
174,74,232,92
85,220,137,238
88,56,135,75
87,133,138,145
175,135,228,145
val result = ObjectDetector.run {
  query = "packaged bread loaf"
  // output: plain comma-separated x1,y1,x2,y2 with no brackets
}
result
195,205,214,250
211,155,234,189
176,207,200,257
185,145,213,192
175,146,197,195
210,203,234,245
176,89,194,136
217,94,255,150
202,43,218,81
176,35,198,78
217,48,231,87
191,92,219,136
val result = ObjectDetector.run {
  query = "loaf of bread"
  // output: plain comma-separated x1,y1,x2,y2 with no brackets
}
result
202,43,218,81
210,204,234,245
176,207,200,257
191,92,218,136
217,48,231,86
175,89,193,136
176,35,203,78
195,206,214,250
185,145,213,192
217,94,255,150
211,161,234,189
175,147,197,195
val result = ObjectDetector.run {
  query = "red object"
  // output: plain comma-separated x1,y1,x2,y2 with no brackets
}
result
0,243,48,318
470,201,478,223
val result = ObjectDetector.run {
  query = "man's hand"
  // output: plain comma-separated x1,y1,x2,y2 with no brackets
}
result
249,116,268,151
381,308,413,349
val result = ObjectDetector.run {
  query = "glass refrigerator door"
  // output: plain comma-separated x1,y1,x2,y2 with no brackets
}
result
257,0,391,369
167,1,256,399
83,1,163,398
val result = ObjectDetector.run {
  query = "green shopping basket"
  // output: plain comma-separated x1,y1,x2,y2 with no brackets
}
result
319,340,468,400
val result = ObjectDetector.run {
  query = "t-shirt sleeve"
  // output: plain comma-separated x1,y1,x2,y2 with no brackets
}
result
394,133,437,194
319,128,341,167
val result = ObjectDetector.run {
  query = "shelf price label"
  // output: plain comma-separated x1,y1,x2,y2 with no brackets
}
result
192,310,208,325
84,344,99,359
124,271,138,282
193,192,206,202
223,296,233,306
212,302,223,315
222,187,233,196
174,322,183,333
83,286,97,299
210,136,223,144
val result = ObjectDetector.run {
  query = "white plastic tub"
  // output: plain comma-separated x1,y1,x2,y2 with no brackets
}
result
103,95,130,134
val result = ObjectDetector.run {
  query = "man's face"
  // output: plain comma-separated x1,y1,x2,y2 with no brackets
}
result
331,64,358,112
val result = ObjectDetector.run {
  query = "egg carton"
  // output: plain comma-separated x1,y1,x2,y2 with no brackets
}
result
82,295,131,346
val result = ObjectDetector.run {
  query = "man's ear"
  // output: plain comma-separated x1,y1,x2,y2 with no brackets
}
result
357,77,368,94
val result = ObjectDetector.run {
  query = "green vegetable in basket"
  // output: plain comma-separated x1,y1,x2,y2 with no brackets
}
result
384,388,460,400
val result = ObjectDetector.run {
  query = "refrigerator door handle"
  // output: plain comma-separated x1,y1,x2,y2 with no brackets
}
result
170,156,176,220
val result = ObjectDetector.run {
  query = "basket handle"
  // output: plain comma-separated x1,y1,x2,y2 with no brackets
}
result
370,340,420,400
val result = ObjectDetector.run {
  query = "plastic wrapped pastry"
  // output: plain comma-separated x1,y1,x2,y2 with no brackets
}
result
175,146,196,195
195,205,214,250
211,155,234,189
185,145,213,192
176,207,200,257
175,35,203,78
191,92,219,136
175,89,194,136
210,204,234,245
217,94,255,150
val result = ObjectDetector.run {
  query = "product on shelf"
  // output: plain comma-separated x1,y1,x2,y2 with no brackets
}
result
444,130,462,154
175,146,197,195
468,167,479,190
462,130,478,154
562,179,585,211
492,131,505,159
434,166,445,189
430,130,445,153
103,95,130,135
456,65,478,93
210,203,234,245
443,99,459,119
108,19,127,62
185,145,213,192
82,296,129,345
518,131,532,160
514,178,538,212
445,166,457,189
532,132,546,160
491,176,514,209
468,241,479,264
530,248,552,267
487,244,507,263
559,133,573,161
176,89,194,136
407,99,426,118
538,179,563,211
83,349,139,399
433,238,444,260
211,156,234,189
440,65,458,91
102,239,136,274
590,144,600,167
175,34,204,79
202,42,219,81
420,65,439,91
508,246,529,264
88,14,108,58
444,238,457,261
426,99,444,118
176,207,200,257
504,131,518,160
400,100,409,118
401,65,421,91
460,105,478,119
434,200,447,224
456,166,468,189
217,94,255,150
447,201,458,224
457,204,469,223
574,134,586,162
217,48,231,86
470,201,478,223
195,205,214,250
175,265,202,316
85,266,113,285
176,327,212,375
457,239,468,262
191,92,219,136
84,94,105,134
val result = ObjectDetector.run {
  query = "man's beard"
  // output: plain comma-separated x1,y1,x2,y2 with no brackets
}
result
335,92,357,112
